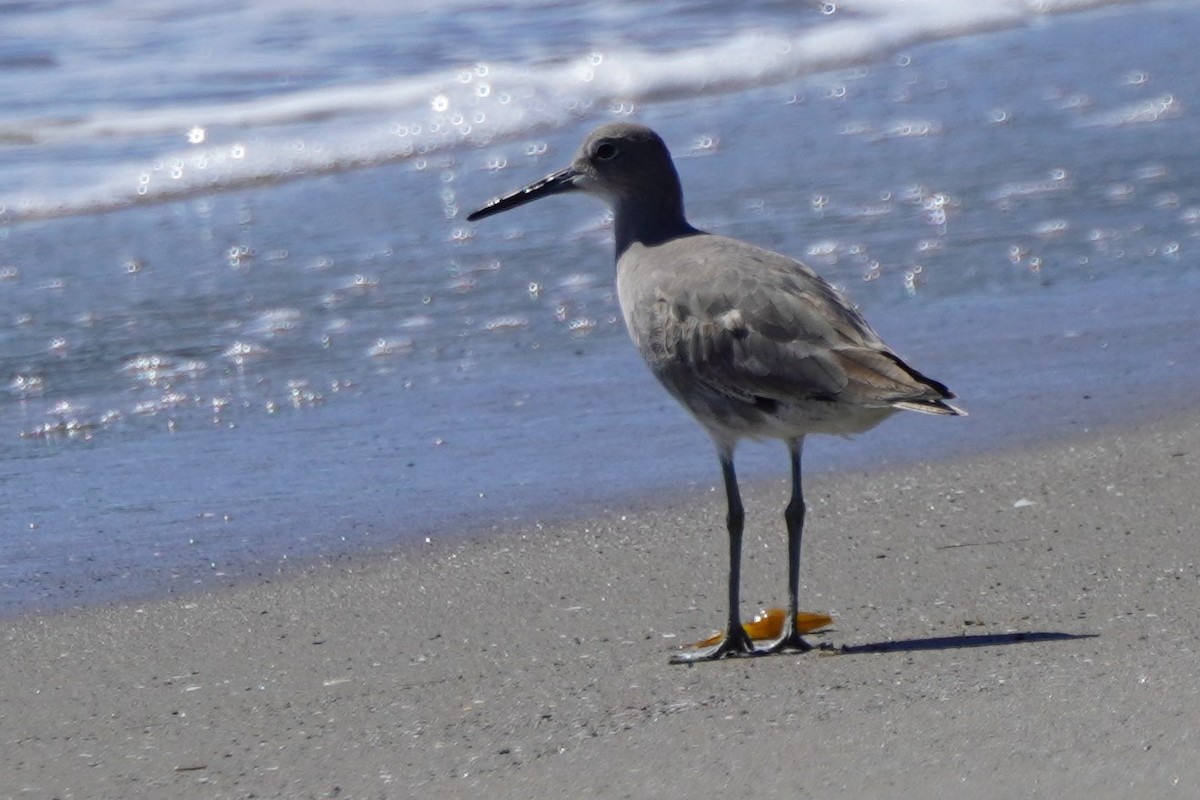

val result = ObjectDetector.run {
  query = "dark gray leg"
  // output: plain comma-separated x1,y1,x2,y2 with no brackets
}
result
760,437,813,654
670,449,756,663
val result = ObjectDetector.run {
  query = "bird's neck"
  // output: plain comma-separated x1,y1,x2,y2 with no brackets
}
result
613,196,695,258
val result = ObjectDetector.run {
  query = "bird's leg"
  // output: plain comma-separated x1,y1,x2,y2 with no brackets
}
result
758,438,813,654
671,451,756,663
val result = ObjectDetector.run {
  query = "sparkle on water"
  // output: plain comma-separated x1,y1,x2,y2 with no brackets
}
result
1,0,1198,613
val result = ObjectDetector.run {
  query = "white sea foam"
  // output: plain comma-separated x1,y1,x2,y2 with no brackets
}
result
0,0,1147,220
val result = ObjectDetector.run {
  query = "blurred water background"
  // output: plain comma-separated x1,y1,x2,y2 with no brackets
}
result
2,0,1198,614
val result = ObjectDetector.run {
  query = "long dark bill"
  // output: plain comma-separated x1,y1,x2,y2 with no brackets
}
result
466,166,581,222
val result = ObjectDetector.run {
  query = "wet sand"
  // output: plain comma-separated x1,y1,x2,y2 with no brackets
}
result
3,408,1199,799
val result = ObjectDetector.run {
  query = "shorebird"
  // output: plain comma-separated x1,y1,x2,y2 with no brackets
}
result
468,122,964,662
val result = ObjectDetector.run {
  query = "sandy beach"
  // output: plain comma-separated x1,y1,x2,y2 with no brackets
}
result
3,407,1198,799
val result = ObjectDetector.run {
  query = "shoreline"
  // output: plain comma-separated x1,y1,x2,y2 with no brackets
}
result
7,263,1199,621
4,406,1198,798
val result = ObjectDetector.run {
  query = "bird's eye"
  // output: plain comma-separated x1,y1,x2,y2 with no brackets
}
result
594,141,618,161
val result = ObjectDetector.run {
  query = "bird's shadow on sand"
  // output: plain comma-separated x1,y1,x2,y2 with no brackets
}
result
828,630,1096,655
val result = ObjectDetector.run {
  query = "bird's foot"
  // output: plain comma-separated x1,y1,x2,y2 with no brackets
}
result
673,608,831,662
754,624,813,655
670,623,756,663
751,610,814,654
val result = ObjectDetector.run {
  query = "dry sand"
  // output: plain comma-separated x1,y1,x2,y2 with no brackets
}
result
3,409,1199,799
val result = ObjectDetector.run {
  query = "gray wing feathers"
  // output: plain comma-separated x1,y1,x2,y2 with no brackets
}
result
637,235,959,412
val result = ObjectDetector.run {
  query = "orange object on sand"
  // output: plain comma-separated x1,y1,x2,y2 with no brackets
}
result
691,607,832,649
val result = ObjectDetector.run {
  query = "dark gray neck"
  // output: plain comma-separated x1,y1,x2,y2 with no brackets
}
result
613,196,696,258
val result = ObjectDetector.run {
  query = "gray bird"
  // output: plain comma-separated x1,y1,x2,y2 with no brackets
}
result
468,122,964,662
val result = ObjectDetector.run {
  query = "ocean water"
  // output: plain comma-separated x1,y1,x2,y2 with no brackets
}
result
2,0,1198,614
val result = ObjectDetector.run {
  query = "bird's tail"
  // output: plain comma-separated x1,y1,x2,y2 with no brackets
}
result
878,352,967,417
893,398,967,417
